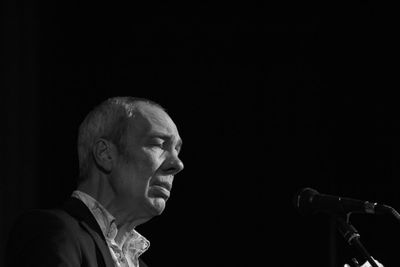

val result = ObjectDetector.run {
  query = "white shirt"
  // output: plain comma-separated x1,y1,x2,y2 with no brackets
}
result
72,190,150,267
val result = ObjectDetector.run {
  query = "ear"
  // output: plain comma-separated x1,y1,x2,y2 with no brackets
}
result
92,138,116,173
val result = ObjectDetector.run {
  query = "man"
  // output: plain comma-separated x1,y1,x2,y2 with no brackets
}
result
6,97,184,266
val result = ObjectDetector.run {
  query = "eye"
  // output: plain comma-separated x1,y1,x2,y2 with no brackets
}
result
149,138,165,148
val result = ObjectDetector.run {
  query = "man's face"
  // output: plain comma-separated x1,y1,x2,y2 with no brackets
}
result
110,103,184,219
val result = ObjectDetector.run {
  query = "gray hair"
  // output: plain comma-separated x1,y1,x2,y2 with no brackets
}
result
77,96,163,181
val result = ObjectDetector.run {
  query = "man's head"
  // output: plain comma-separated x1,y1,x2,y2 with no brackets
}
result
77,97,184,219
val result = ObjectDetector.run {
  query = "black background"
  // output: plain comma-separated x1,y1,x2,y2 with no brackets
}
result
2,1,400,266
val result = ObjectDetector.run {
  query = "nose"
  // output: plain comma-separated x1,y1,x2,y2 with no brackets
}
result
163,154,184,175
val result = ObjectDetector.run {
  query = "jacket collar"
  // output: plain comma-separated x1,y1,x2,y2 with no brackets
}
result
63,197,115,267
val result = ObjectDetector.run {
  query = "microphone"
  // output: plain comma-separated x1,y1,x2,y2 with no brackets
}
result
293,187,393,216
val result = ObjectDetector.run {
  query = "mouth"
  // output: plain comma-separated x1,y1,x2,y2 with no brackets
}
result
150,185,170,199
150,181,172,199
151,180,172,191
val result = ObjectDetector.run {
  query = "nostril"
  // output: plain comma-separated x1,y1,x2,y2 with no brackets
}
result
164,159,184,175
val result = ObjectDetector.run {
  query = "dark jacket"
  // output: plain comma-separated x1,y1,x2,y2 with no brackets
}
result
5,197,148,267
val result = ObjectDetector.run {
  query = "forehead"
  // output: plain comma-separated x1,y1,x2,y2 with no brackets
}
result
128,102,180,141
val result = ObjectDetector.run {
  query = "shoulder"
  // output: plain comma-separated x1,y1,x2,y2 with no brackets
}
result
11,208,80,237
8,207,85,246
6,208,83,266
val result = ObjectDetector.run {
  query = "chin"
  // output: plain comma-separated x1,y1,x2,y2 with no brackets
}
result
149,198,166,215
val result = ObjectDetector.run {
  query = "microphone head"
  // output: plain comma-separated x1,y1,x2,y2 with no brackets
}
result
293,187,319,215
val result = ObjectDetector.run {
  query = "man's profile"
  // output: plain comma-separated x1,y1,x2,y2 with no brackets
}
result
6,97,184,267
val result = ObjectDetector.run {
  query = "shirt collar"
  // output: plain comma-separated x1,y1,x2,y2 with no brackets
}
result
71,190,150,254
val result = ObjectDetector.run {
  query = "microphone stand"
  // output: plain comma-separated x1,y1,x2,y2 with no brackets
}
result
334,215,379,267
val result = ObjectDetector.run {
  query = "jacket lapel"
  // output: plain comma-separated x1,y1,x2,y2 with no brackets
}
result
80,220,116,267
63,197,115,267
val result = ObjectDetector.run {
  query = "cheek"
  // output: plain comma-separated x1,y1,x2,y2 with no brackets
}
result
119,158,161,192
138,149,164,174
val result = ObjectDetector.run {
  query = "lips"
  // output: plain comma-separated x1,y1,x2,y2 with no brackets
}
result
151,180,172,192
150,180,172,199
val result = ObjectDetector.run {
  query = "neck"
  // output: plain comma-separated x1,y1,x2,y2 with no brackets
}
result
77,172,150,245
